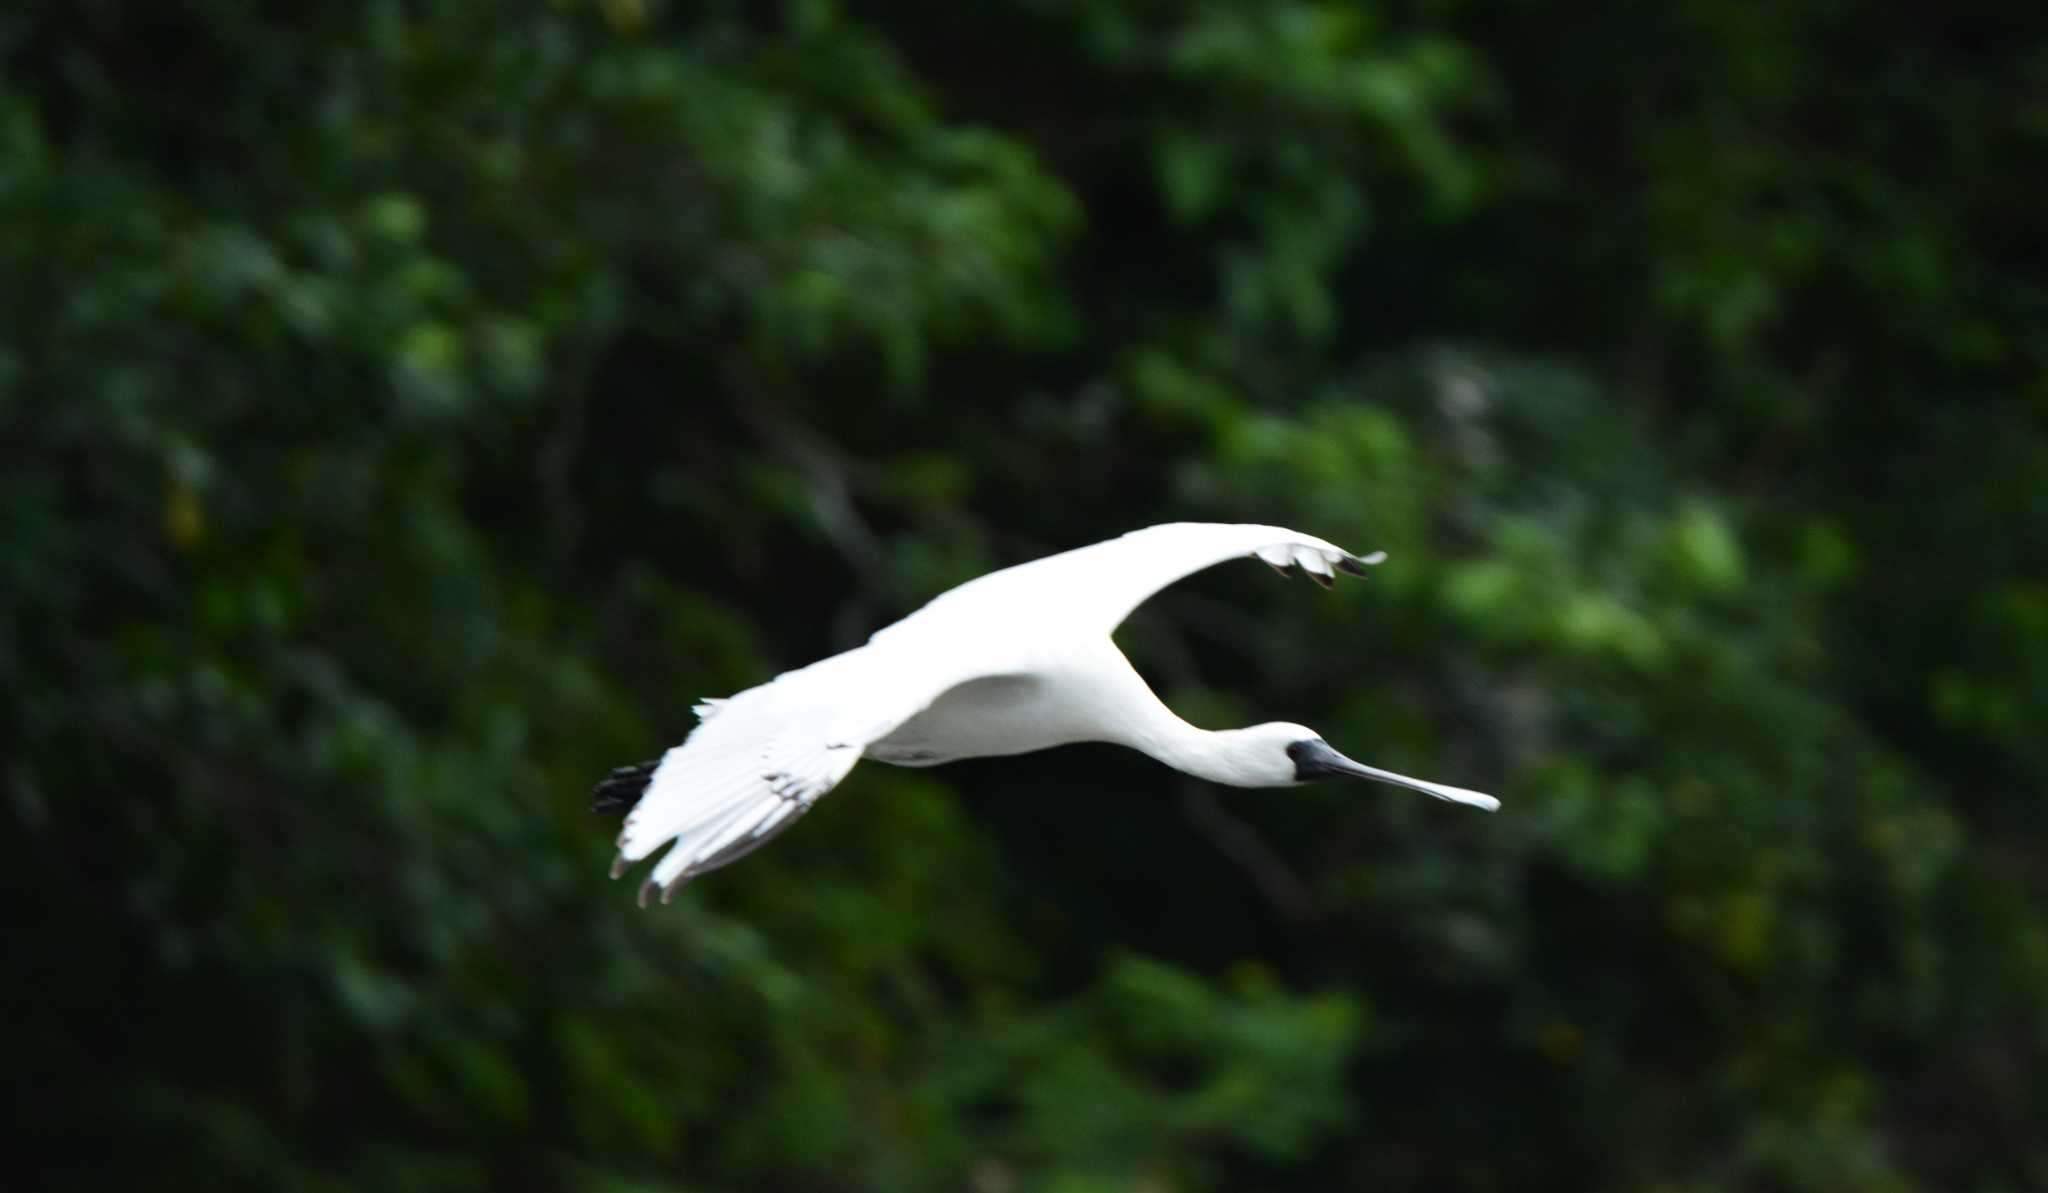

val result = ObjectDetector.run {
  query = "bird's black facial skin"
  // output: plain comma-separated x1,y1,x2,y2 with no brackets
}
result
1287,739,1361,782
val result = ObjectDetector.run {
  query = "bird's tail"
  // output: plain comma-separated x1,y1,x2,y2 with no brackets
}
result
590,760,659,815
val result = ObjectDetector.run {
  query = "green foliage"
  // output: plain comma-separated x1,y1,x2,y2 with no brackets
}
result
5,0,2046,1190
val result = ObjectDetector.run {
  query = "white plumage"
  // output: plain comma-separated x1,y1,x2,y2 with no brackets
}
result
599,522,1498,905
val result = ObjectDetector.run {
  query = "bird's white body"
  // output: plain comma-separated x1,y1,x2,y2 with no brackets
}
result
606,523,1497,903
870,670,1095,767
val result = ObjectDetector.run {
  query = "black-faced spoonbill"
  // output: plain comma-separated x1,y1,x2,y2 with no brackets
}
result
596,522,1497,904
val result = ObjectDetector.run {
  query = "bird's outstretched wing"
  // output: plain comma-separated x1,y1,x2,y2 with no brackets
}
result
610,646,987,905
875,522,1385,644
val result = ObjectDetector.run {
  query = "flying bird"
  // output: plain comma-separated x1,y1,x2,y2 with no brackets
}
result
595,522,1497,905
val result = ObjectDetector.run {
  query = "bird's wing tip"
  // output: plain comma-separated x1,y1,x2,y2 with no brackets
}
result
1335,549,1387,575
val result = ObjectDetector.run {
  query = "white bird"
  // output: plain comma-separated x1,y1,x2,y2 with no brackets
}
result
595,522,1498,905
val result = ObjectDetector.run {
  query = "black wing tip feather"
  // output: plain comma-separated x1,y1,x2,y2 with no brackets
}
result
1267,548,1386,582
591,760,659,815
1335,550,1388,576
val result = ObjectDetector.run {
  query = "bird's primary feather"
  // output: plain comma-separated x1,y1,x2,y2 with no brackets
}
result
590,761,658,815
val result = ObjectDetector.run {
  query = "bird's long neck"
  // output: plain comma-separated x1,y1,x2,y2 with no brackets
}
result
1081,646,1280,787
1114,697,1271,788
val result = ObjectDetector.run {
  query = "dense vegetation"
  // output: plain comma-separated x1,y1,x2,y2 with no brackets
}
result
7,1,2045,1189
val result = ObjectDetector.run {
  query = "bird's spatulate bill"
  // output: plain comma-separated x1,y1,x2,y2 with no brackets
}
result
1348,761,1500,811
1290,739,1499,811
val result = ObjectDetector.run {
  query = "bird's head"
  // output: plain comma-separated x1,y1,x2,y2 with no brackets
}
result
1210,721,1328,786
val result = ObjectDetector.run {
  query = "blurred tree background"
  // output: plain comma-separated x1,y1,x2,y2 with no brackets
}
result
5,0,2046,1189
